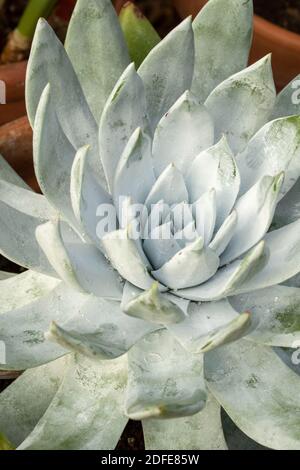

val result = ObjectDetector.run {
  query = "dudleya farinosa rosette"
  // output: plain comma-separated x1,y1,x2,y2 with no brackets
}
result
1,0,300,451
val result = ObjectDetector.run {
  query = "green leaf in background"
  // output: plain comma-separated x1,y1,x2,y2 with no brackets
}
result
0,432,14,451
119,1,160,68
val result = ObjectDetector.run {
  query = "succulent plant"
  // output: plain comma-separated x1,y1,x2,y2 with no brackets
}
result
1,0,300,450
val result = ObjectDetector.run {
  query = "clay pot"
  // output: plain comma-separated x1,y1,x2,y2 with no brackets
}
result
0,115,38,191
172,0,300,90
0,61,26,125
0,370,22,380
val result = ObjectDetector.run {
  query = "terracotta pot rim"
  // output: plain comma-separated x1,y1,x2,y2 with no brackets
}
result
254,14,300,49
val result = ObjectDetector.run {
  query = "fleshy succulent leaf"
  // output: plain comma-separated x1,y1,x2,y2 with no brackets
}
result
152,91,214,177
0,357,67,448
237,116,300,199
143,393,227,450
205,339,300,449
0,154,31,190
65,0,130,123
236,219,300,294
175,241,266,301
220,173,284,265
145,164,189,208
33,84,80,230
272,74,300,119
152,237,220,290
187,136,240,230
138,17,195,131
0,180,57,275
113,127,156,208
99,63,149,191
18,354,128,450
119,1,161,69
205,55,276,154
26,20,104,184
169,299,251,353
192,0,253,103
36,220,123,299
70,145,112,246
230,285,300,347
102,226,156,290
122,282,186,325
45,296,157,360
125,329,207,420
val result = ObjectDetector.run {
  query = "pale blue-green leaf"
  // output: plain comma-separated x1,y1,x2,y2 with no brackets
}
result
272,74,300,119
175,241,266,301
19,354,128,450
145,164,189,209
230,286,300,347
102,227,156,290
0,283,88,370
221,173,284,265
122,282,186,325
192,0,253,102
138,17,194,131
169,299,250,353
235,219,300,295
153,237,219,290
192,189,216,245
113,128,155,209
205,339,300,449
143,393,227,450
0,271,14,280
0,153,31,190
0,180,56,275
70,145,112,245
0,270,60,314
209,211,238,256
36,220,123,299
143,222,181,270
45,296,157,360
205,55,276,154
33,84,79,229
26,20,103,184
237,116,300,199
65,0,130,122
99,63,149,191
0,357,67,448
152,91,214,177
125,329,207,420
273,178,300,228
186,137,240,230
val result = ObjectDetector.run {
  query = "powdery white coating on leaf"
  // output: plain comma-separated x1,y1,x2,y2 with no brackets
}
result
46,295,157,360
125,329,207,420
272,74,300,120
19,354,128,450
230,285,300,347
168,299,250,353
205,55,276,154
237,116,300,199
192,0,253,102
138,17,195,131
65,0,130,123
99,63,150,192
0,357,67,448
0,154,31,190
152,91,214,177
0,283,89,370
205,339,300,449
143,393,227,450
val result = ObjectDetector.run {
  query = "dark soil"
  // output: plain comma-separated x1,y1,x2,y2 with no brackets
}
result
254,0,300,34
